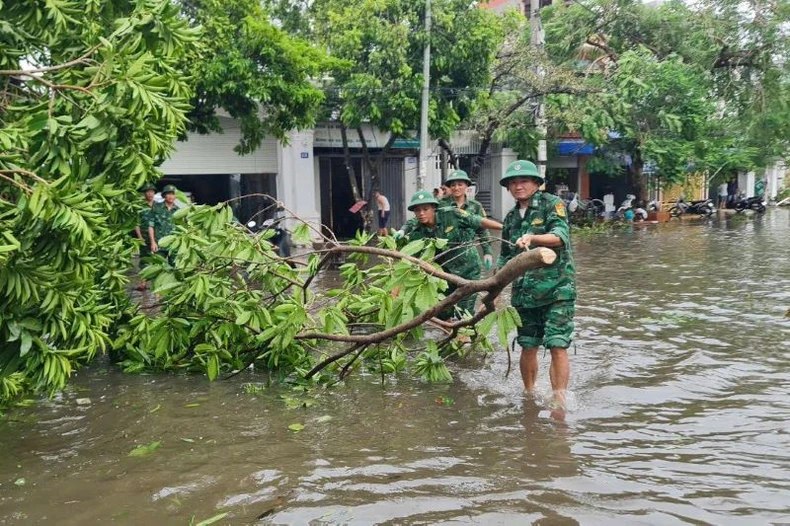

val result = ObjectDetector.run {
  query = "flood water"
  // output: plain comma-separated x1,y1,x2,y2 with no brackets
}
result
2,210,789,525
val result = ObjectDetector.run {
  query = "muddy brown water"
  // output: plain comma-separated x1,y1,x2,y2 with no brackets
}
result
2,210,789,525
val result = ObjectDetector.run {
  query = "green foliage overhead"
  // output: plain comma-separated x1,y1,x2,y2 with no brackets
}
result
0,0,198,402
543,0,790,193
181,0,331,153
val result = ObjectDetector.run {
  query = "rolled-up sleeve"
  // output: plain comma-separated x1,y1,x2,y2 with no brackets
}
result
545,201,571,248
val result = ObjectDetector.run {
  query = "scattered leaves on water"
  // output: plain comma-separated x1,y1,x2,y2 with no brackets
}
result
316,415,333,423
14,478,25,487
185,403,200,408
128,441,162,457
194,512,228,526
149,404,161,414
180,437,195,443
435,396,455,407
288,423,305,432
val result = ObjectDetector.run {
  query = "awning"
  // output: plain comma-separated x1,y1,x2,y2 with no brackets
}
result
557,139,595,156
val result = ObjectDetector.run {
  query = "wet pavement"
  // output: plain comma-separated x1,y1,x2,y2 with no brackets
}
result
1,209,789,525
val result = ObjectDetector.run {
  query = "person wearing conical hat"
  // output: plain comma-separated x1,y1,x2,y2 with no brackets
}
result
134,183,157,290
440,169,494,271
497,160,576,417
394,190,502,317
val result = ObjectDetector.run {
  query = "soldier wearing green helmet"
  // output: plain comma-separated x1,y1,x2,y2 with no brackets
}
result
147,184,181,264
133,183,158,289
395,190,502,318
439,169,495,271
497,160,576,416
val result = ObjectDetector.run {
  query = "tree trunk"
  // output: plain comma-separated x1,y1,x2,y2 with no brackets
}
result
340,124,371,232
632,147,647,202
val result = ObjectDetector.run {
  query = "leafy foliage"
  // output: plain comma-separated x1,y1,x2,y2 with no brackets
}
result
180,0,331,153
114,203,503,386
0,0,198,402
542,0,790,196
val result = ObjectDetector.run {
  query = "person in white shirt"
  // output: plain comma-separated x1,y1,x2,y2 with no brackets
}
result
373,190,391,236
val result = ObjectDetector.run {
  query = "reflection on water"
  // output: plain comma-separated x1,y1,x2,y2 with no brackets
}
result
1,210,789,524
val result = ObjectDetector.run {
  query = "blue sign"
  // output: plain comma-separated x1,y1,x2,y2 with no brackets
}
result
300,152,309,158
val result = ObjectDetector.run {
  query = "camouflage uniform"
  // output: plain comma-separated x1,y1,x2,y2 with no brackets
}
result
137,203,154,260
497,191,576,349
148,201,180,263
401,206,485,317
439,196,493,263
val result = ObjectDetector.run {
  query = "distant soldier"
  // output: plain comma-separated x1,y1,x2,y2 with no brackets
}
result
134,183,156,290
439,169,495,271
497,160,576,416
148,184,180,264
395,190,502,318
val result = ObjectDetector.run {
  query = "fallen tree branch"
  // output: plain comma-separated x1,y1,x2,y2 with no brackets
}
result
299,247,556,352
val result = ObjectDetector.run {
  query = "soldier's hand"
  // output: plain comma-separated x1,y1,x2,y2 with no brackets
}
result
483,254,494,270
515,234,533,250
151,241,158,253
393,229,405,240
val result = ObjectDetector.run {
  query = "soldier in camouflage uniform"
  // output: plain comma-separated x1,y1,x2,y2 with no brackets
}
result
134,183,157,289
439,169,495,271
147,184,181,264
497,160,576,412
396,190,502,317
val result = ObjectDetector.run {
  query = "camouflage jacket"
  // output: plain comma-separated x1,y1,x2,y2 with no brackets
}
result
497,192,576,308
147,202,180,243
137,201,155,246
401,207,485,280
438,196,492,256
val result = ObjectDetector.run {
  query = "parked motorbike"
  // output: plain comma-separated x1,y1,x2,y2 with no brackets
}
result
565,193,605,224
668,197,715,217
247,216,292,259
733,195,767,213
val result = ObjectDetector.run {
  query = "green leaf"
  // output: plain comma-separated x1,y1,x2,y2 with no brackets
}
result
291,223,310,244
195,513,229,526
288,423,305,432
128,441,162,457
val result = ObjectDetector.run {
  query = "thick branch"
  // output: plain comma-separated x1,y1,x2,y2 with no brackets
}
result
297,248,557,348
437,138,459,169
0,46,100,76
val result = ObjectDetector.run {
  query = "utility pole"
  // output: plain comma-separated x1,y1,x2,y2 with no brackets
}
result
530,0,547,186
417,0,431,191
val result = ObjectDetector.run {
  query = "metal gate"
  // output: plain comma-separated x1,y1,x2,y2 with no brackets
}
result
369,158,405,229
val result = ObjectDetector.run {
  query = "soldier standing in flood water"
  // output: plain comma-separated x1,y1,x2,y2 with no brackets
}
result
439,169,495,273
497,160,576,414
148,184,180,265
396,190,502,318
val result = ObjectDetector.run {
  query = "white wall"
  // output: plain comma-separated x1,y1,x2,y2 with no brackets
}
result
277,131,322,243
160,117,278,175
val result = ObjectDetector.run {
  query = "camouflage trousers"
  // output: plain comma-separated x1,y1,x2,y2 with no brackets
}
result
515,300,575,349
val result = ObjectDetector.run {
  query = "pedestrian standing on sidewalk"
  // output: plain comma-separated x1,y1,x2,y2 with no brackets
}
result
718,182,728,209
497,160,576,418
134,183,157,290
727,178,738,207
439,169,495,272
148,184,181,265
373,189,390,237
394,190,502,318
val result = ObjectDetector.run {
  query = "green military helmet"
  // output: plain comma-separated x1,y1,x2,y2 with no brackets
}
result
161,184,177,195
140,183,156,192
444,169,472,186
500,160,542,187
407,190,440,211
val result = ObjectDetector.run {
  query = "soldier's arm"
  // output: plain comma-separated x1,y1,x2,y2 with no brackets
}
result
400,217,419,236
496,216,513,268
527,200,569,249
